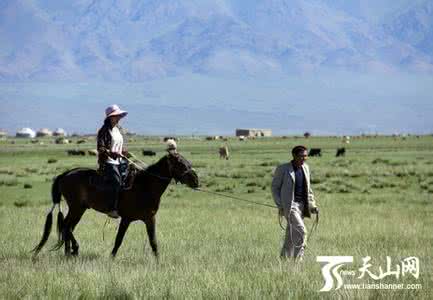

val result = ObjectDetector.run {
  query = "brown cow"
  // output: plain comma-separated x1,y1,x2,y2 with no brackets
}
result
219,145,229,160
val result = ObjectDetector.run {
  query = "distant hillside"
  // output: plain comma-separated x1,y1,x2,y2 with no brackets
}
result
384,0,433,61
1,0,433,81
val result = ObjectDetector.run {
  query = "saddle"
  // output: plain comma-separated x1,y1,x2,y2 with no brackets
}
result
90,162,138,191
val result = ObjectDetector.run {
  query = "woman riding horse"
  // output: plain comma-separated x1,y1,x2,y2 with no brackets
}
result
97,104,128,218
31,143,199,258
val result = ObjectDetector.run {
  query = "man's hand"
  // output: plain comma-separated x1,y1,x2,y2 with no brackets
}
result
311,207,319,214
278,208,284,217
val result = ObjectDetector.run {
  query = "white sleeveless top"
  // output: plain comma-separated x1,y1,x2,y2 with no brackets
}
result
106,126,123,165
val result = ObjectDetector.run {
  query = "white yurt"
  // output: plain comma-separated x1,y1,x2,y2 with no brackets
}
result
16,128,36,138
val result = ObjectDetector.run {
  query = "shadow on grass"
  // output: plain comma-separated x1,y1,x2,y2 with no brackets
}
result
75,252,102,262
27,251,102,264
78,285,133,300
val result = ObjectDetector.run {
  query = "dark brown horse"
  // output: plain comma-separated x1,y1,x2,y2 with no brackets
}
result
31,152,199,259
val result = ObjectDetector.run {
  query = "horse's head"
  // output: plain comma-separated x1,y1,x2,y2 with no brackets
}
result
166,152,199,188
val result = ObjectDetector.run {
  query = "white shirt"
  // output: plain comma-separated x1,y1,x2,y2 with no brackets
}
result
106,126,123,165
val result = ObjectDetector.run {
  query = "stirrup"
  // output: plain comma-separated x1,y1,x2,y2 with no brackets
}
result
107,210,119,219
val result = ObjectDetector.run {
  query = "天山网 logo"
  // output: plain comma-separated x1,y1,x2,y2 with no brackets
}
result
317,256,420,292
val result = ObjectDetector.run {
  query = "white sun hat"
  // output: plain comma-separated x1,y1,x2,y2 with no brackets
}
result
105,104,128,119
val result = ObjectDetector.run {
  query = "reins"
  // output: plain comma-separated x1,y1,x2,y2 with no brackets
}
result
193,187,278,209
122,154,172,181
193,186,319,255
193,186,319,250
123,152,319,248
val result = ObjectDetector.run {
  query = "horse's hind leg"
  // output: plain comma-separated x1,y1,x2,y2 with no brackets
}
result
69,209,86,256
69,232,80,256
63,207,86,256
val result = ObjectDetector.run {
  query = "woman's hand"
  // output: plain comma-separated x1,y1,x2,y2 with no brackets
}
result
110,152,122,159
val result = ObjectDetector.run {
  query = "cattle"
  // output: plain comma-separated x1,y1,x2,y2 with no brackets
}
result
219,145,229,160
76,139,87,144
67,149,86,156
87,149,98,156
308,148,322,157
55,137,69,144
142,150,156,156
336,147,346,157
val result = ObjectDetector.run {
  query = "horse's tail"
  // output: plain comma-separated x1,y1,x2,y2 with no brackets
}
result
31,173,66,256
52,173,65,244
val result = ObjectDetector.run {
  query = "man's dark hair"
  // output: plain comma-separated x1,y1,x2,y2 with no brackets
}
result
292,145,307,156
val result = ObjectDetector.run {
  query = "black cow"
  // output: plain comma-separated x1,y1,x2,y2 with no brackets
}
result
308,148,322,157
336,147,346,157
67,150,86,156
142,150,156,156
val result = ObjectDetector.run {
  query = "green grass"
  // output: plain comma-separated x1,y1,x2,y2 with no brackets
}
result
0,135,432,299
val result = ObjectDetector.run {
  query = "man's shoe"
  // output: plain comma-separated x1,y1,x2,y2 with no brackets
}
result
295,256,304,263
107,210,119,219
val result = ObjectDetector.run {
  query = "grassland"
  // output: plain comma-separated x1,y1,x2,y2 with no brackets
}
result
0,135,432,299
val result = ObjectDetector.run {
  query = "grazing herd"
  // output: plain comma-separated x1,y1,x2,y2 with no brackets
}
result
64,139,347,159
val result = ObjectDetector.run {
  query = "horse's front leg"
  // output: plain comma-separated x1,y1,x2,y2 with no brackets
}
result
111,218,130,258
144,216,158,259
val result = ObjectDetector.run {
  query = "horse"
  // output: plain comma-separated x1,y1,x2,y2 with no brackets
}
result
31,151,199,259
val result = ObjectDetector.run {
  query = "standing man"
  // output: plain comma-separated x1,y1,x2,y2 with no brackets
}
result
271,145,319,260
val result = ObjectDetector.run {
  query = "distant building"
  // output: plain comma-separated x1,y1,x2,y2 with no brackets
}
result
235,128,272,137
0,130,7,138
16,128,36,138
36,128,53,137
53,128,67,137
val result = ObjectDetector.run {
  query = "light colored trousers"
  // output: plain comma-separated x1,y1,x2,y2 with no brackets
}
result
281,201,306,259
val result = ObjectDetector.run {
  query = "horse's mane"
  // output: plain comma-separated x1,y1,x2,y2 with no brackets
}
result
134,155,168,183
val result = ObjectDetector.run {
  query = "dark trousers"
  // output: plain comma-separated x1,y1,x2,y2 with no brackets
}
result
102,163,121,210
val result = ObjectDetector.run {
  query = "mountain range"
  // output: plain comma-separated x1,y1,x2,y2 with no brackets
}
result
1,0,433,80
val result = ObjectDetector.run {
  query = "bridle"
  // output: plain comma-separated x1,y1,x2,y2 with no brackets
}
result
166,152,194,183
123,152,193,183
